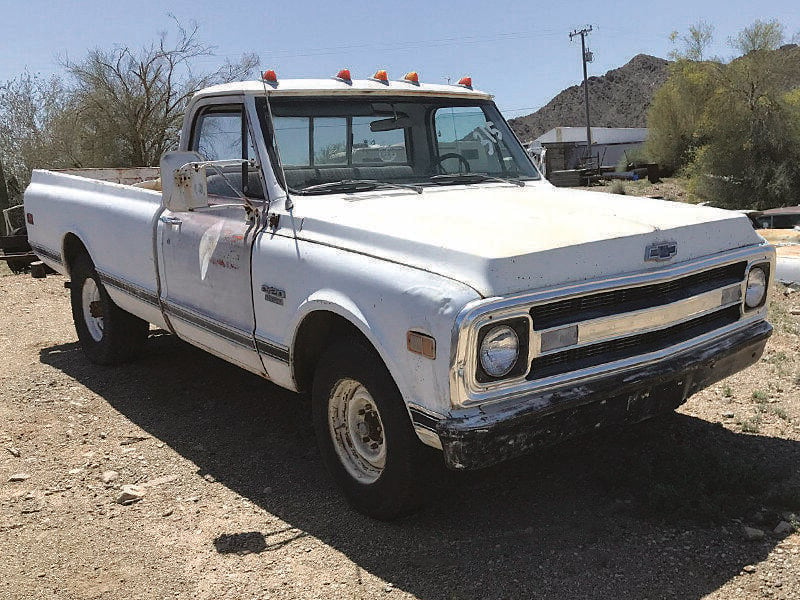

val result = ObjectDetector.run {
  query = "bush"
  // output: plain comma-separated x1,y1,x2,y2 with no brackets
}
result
646,37,800,210
615,148,650,172
609,180,627,195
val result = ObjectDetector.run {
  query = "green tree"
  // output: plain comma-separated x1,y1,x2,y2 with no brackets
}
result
690,46,800,209
668,21,715,61
645,60,718,172
729,19,784,54
648,20,800,209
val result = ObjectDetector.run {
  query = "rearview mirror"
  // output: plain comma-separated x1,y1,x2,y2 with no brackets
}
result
370,116,412,132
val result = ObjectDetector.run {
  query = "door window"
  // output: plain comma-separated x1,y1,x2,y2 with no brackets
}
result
191,106,262,198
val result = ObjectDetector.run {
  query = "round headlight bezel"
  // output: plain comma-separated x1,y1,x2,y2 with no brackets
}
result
744,265,768,309
478,323,522,380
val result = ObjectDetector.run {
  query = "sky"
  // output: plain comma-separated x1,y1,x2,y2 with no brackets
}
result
1,0,799,120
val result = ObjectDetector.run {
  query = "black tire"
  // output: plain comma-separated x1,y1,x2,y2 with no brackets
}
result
312,339,436,520
70,253,149,365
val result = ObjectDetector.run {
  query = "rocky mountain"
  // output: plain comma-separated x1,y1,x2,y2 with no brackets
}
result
509,54,671,142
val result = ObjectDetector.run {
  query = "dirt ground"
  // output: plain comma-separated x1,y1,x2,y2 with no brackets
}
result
578,177,699,203
1,264,799,600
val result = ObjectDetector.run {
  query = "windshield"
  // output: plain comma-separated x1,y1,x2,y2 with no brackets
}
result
256,97,539,194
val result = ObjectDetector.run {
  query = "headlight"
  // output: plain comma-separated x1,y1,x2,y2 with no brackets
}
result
745,266,767,309
479,325,520,377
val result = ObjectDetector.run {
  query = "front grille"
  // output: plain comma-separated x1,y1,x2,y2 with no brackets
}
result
530,262,746,330
527,305,741,381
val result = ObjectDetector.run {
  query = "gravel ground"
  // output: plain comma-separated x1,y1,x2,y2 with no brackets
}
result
1,265,799,600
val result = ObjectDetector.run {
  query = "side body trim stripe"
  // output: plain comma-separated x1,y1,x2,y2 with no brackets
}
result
162,301,255,350
254,337,291,363
30,243,63,265
409,407,443,432
97,271,160,307
96,271,291,364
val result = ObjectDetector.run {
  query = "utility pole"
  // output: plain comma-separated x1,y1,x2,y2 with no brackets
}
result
569,25,594,160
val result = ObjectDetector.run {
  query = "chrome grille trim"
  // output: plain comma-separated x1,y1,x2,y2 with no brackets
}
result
529,305,742,380
535,283,743,356
529,261,746,330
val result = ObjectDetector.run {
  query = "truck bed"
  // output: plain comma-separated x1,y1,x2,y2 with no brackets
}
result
24,169,166,327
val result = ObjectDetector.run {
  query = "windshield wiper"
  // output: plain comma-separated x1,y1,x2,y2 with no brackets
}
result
428,173,526,187
298,179,423,195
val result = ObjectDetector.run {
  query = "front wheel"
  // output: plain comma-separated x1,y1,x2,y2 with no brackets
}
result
312,340,435,520
70,253,149,365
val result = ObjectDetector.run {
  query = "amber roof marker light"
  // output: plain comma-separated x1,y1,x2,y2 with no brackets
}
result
457,76,472,89
402,71,420,85
334,69,353,84
261,70,278,86
371,69,390,84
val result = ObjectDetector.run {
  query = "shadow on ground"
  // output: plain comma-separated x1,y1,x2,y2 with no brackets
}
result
40,334,800,600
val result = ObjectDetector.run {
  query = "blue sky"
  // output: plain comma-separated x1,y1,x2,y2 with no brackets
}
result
1,0,798,119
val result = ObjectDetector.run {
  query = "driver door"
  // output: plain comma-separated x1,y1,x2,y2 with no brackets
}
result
158,101,266,375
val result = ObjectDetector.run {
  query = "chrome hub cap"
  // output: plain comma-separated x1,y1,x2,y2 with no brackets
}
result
328,378,386,483
82,278,104,342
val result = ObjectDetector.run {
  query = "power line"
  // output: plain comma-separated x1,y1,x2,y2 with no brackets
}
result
258,30,563,59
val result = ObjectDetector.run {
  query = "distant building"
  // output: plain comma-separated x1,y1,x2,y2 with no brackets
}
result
526,127,648,175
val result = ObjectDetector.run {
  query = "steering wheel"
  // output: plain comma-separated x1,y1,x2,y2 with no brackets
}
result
434,152,471,174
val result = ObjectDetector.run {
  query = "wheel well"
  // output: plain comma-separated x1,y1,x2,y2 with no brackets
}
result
292,311,373,393
62,233,89,276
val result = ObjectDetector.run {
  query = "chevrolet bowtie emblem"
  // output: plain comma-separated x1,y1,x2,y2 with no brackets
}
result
645,241,678,261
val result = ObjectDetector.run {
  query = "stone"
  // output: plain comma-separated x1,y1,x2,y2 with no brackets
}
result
144,474,178,487
743,565,757,573
115,485,145,505
101,470,119,484
119,436,148,446
6,447,20,458
744,526,766,541
8,473,30,482
774,521,794,536
203,474,216,483
722,412,735,419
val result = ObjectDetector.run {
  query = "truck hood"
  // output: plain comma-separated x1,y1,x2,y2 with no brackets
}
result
291,183,762,298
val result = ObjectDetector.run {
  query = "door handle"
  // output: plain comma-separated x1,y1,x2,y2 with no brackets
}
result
160,216,182,227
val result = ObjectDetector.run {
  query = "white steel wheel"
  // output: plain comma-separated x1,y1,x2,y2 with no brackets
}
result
328,378,387,483
81,277,105,342
70,252,149,365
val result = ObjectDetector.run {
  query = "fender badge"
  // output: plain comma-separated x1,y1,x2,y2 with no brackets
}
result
261,284,286,305
645,241,678,262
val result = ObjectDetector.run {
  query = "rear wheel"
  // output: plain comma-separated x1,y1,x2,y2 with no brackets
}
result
312,340,435,520
70,253,149,364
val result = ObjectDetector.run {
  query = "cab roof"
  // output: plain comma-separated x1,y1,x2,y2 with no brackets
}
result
194,78,493,101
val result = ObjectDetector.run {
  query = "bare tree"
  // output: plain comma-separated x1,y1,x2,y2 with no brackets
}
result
729,19,785,54
668,21,715,61
0,71,76,189
63,18,259,167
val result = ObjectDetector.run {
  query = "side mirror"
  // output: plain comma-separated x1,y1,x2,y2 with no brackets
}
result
160,151,208,212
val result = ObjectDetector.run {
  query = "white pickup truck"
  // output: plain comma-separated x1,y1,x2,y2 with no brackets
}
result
24,71,774,519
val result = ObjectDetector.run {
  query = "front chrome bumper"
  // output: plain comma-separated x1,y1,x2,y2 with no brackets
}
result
437,319,772,470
